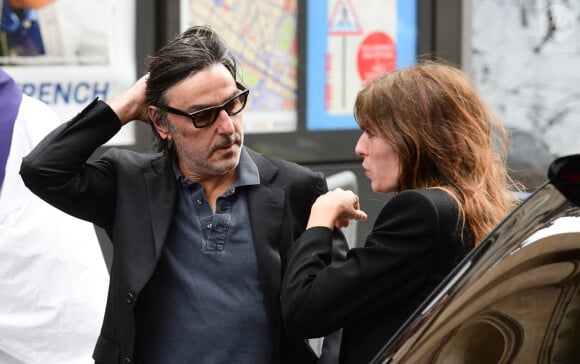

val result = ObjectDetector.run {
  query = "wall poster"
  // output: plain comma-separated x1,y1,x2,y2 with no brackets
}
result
1,0,137,145
306,0,417,131
471,0,580,159
181,0,299,134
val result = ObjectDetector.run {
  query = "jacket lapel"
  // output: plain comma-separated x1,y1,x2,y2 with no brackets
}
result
144,154,176,259
247,150,286,321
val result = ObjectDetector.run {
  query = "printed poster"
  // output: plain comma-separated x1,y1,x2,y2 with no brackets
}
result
181,0,298,134
1,0,137,145
307,0,417,131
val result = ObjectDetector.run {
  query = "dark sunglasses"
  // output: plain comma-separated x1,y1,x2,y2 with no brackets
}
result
156,88,250,128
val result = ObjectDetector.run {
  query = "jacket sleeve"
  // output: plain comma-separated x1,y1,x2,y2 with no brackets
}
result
281,190,449,338
19,98,122,228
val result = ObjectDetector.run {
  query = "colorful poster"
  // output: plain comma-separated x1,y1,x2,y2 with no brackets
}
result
307,0,417,131
181,0,298,134
1,0,137,145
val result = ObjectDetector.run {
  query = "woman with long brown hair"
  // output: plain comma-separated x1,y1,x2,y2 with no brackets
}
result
281,61,521,364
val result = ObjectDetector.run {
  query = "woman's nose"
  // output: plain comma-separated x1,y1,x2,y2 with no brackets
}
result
355,134,367,156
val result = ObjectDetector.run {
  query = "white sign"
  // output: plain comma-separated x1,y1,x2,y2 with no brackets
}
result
2,0,137,146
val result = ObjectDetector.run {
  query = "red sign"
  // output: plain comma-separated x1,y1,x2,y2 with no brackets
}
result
357,32,396,84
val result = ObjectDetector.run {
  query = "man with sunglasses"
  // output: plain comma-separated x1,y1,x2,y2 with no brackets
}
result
20,25,346,364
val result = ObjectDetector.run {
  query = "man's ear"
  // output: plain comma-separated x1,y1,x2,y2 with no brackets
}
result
148,106,170,140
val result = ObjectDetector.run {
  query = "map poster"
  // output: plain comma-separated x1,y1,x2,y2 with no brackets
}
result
181,0,298,134
307,0,417,131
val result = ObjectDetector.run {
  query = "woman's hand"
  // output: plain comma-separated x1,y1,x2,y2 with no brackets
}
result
307,188,367,230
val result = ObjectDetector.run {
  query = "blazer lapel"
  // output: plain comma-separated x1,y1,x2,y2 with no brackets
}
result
247,151,285,321
144,154,176,259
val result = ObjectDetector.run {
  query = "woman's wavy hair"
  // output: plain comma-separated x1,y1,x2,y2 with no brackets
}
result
354,60,521,244
145,25,239,153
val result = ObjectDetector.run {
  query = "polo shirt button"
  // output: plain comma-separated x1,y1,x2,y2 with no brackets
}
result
196,198,203,205
124,357,132,363
126,292,135,304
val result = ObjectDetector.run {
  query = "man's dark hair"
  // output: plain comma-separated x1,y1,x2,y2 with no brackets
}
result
145,25,239,153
